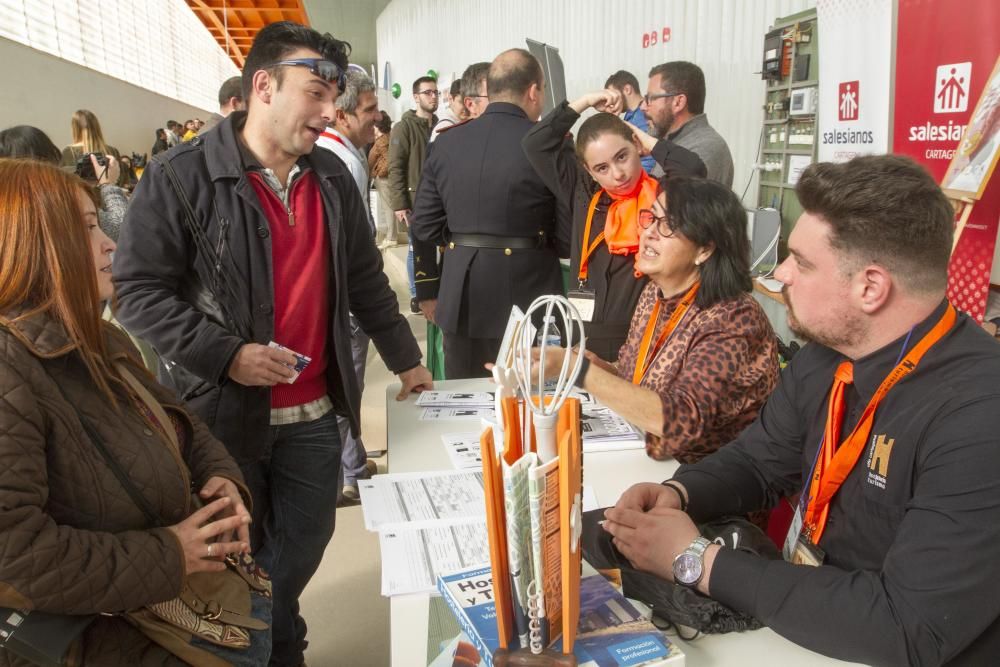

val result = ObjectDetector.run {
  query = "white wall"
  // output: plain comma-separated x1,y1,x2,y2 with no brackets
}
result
0,37,215,158
376,0,815,203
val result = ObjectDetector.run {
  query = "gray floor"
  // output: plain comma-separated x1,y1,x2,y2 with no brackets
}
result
299,244,420,667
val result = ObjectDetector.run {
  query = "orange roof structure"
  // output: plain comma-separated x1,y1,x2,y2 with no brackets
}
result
185,0,311,68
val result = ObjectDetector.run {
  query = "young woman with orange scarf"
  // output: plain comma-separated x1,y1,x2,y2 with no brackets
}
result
523,89,706,359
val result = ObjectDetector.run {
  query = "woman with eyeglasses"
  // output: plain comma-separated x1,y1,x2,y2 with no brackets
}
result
523,88,706,361
534,176,779,463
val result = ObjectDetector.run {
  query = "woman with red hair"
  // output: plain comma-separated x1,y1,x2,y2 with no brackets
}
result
0,159,270,665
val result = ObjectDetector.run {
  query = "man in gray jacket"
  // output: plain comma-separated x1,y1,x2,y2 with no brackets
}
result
641,61,734,188
113,22,431,667
389,76,439,313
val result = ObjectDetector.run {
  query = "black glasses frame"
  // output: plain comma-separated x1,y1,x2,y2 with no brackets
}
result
643,91,682,105
637,209,678,238
269,58,346,93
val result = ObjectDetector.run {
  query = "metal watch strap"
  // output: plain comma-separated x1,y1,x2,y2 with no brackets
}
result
687,536,710,559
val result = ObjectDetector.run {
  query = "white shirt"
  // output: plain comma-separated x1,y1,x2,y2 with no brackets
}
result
430,106,461,142
315,127,374,231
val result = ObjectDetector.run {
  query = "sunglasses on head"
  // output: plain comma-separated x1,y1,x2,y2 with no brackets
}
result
268,58,346,93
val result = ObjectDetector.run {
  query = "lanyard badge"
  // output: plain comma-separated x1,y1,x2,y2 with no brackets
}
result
783,304,956,566
567,288,596,322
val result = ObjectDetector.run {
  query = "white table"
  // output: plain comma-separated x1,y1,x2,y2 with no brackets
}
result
386,379,856,666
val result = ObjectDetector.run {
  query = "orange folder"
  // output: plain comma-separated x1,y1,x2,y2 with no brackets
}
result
481,425,515,649
557,398,583,655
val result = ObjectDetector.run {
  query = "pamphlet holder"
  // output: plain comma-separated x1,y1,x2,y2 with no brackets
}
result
480,395,582,666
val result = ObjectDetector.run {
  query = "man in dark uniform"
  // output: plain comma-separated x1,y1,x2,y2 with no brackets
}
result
411,48,571,379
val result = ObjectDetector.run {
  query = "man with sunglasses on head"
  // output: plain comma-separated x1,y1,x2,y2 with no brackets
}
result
113,21,432,667
641,61,734,187
389,76,439,313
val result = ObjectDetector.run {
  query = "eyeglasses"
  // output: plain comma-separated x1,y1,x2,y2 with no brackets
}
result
267,58,346,93
417,89,440,97
643,91,682,105
637,209,678,238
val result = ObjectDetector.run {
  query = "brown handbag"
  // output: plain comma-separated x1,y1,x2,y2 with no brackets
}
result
114,365,272,666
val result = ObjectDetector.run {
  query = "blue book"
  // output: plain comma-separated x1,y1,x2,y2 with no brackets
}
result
435,565,684,667
437,566,502,667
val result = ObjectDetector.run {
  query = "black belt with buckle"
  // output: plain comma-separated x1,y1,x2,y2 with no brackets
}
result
448,232,545,250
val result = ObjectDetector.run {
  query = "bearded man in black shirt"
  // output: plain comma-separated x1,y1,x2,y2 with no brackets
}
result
601,154,1000,666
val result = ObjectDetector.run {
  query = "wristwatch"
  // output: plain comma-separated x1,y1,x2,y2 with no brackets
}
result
672,537,711,587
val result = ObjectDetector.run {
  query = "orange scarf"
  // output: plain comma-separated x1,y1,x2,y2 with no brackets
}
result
604,171,660,255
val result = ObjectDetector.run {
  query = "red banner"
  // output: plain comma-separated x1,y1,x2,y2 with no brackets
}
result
893,0,1000,321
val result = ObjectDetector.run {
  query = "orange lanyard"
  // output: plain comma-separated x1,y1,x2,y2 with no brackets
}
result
577,191,606,285
802,304,957,544
631,281,700,385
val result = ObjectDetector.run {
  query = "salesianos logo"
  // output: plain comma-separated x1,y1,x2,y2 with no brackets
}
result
935,62,971,114
839,81,860,121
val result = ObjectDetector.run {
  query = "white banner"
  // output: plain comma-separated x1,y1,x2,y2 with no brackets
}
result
817,0,894,162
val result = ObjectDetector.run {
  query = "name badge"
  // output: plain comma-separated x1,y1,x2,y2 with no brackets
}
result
567,289,596,322
783,505,825,566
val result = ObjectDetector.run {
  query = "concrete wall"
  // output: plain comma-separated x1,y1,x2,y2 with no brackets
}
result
0,37,216,158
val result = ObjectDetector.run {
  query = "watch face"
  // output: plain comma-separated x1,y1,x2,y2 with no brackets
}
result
673,552,703,585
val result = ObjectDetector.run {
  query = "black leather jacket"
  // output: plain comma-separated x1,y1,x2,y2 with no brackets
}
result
113,111,421,464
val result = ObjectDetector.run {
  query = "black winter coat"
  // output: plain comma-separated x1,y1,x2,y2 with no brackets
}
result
113,111,422,464
410,102,572,338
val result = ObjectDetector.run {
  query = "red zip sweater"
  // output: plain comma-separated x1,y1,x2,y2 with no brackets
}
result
247,169,331,409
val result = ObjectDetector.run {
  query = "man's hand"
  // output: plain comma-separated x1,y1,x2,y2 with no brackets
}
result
601,506,699,582
396,364,433,400
419,298,437,324
227,343,298,386
199,476,251,546
623,119,658,156
614,481,684,514
394,209,411,226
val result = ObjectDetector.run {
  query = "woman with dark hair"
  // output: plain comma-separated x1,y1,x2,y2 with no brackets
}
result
0,124,61,162
536,176,779,463
523,89,707,360
152,128,169,155
1,124,128,242
369,110,396,247
0,159,270,665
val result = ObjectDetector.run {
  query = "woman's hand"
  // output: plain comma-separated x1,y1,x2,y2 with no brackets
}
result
93,154,120,187
623,119,658,156
570,89,624,116
167,497,250,575
530,345,571,381
199,476,251,546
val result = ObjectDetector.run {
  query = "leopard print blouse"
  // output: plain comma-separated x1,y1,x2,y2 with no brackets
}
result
616,282,780,463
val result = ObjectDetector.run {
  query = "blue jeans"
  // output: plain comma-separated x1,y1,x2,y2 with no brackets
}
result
240,409,342,667
340,315,370,486
407,242,416,298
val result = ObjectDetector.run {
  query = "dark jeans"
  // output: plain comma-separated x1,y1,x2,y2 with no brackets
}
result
240,408,342,667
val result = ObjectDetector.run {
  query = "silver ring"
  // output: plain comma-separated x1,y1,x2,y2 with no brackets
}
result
207,543,213,558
